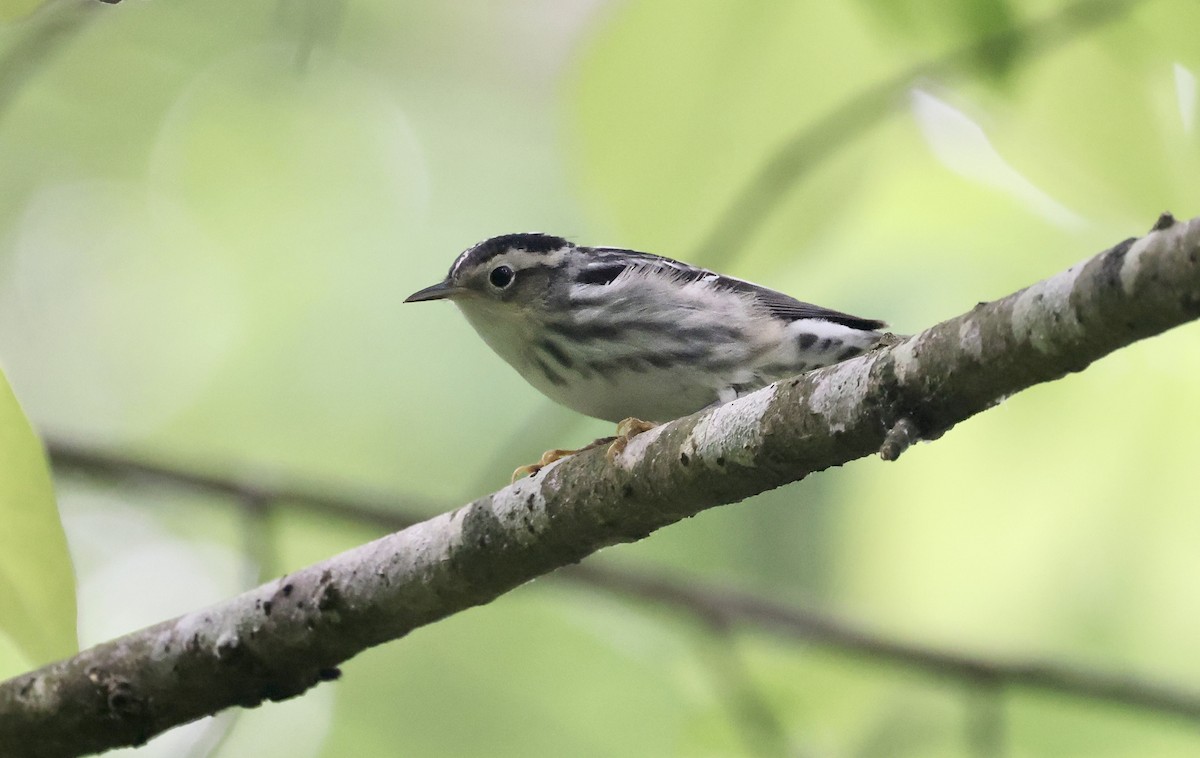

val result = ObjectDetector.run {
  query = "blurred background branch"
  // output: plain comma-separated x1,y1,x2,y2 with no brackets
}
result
0,0,95,123
689,0,1142,267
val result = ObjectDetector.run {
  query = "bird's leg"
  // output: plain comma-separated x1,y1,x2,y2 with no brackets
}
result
510,418,659,482
605,417,659,460
511,438,615,483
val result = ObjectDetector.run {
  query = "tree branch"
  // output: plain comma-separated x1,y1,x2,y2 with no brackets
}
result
4,214,1200,756
47,441,1200,724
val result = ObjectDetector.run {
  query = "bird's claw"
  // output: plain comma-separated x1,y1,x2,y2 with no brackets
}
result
511,448,580,484
511,418,658,483
605,417,658,461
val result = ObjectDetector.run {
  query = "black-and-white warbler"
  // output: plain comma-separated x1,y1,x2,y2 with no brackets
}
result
406,233,886,475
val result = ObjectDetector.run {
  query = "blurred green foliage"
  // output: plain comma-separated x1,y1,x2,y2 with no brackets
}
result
0,371,75,677
1,0,1199,755
0,0,44,23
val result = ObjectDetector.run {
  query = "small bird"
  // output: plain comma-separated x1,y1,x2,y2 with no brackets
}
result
406,233,886,478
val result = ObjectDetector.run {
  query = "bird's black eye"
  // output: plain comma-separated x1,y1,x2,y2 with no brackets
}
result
489,265,515,289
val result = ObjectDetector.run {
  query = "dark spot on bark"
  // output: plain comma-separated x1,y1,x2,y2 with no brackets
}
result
1151,211,1176,231
680,452,690,465
216,636,241,661
1099,238,1135,288
716,456,726,467
320,570,333,584
796,333,817,349
89,669,145,719
318,582,343,612
1181,292,1200,316
262,600,273,616
107,680,138,715
622,484,634,498
318,668,342,681
281,583,294,597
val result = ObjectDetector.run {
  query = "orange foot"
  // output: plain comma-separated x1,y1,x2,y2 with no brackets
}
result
604,417,659,461
510,418,659,483
511,446,593,483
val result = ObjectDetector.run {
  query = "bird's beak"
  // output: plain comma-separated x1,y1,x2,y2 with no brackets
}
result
404,280,458,303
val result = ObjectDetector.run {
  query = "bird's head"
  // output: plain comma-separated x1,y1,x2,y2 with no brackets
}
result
405,233,584,367
404,233,576,317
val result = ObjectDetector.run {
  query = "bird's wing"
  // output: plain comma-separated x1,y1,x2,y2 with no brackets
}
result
582,247,886,331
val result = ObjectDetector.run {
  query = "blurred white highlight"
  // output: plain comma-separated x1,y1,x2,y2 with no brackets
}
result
1175,63,1197,134
910,89,1086,231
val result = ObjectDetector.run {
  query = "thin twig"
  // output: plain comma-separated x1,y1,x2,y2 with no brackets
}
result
691,0,1140,266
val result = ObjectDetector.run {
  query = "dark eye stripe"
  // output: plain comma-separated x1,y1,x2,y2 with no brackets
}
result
575,263,628,286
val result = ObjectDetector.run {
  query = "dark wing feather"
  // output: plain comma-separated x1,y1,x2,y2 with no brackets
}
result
711,275,886,330
582,247,886,331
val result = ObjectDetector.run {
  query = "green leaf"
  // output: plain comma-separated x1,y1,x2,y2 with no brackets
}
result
0,371,77,676
0,628,33,686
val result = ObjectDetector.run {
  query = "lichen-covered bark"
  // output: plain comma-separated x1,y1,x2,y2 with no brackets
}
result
2,215,1198,758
